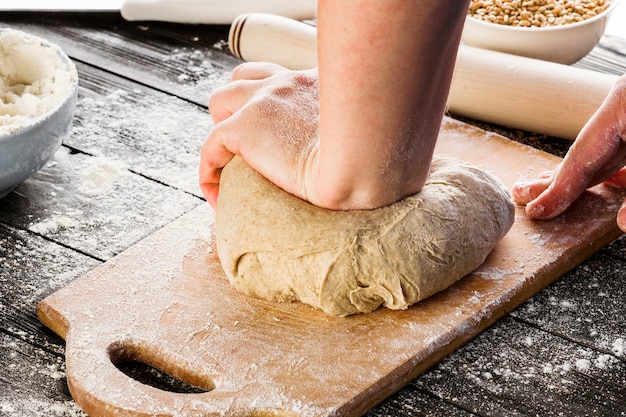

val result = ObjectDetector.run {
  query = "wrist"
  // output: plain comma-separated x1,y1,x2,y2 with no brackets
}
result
303,146,419,211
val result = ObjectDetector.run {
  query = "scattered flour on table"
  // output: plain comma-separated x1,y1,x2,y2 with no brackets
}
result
0,29,77,135
457,348,622,393
32,361,67,381
575,358,592,372
595,335,626,358
612,337,625,356
165,47,231,90
29,216,79,234
212,39,228,51
0,399,85,417
67,45,232,197
26,152,133,236
423,323,626,401
78,157,130,196
73,87,210,195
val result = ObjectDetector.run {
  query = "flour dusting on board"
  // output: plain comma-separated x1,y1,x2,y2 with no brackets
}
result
474,265,524,281
0,29,77,135
29,216,79,235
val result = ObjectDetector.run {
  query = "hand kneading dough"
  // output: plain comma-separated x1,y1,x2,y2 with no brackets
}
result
215,156,514,317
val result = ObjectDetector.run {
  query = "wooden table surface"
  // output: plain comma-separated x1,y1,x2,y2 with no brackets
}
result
1,12,625,417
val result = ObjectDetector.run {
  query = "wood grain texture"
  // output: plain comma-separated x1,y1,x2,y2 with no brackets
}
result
0,147,202,260
0,223,97,416
0,13,238,106
416,317,626,416
513,239,626,355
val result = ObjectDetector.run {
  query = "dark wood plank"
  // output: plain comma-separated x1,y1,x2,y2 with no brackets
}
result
0,223,97,416
412,317,626,417
0,13,240,106
0,59,207,259
0,223,100,348
68,61,211,197
365,388,478,417
0,147,202,260
512,235,626,360
0,333,86,417
575,35,626,76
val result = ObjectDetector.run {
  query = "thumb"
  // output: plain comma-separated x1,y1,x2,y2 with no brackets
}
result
605,167,626,188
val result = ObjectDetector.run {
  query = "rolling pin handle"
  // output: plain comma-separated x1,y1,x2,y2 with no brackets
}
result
228,12,317,70
229,13,249,60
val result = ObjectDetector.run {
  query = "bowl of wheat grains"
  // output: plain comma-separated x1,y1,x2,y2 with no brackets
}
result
462,0,620,64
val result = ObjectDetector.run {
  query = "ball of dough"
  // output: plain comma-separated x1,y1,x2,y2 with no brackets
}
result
215,156,514,317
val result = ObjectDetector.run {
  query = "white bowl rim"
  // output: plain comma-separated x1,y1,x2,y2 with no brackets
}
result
466,0,620,32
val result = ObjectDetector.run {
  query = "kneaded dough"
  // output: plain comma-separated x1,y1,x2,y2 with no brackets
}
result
215,156,514,317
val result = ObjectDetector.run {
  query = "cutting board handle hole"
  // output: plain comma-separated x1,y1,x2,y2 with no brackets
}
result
108,340,215,394
115,361,209,394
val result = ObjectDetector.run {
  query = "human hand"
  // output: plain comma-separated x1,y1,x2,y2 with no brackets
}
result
512,75,626,231
199,62,319,208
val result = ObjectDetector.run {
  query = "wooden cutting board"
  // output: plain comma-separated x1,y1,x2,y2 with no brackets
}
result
38,117,626,417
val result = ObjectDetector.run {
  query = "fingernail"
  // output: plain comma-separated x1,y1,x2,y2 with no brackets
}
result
526,203,546,218
512,182,531,200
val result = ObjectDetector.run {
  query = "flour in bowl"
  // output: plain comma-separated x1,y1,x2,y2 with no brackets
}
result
0,29,77,136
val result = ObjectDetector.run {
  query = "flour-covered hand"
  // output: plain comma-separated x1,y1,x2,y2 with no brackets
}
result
512,75,626,231
199,63,319,208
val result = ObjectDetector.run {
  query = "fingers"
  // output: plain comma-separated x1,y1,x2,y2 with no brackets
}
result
199,127,237,208
511,176,552,205
230,62,287,81
208,63,288,125
511,170,554,204
514,161,626,222
512,152,601,219
200,65,319,210
523,186,578,219
523,156,599,219
513,80,626,219
208,80,257,124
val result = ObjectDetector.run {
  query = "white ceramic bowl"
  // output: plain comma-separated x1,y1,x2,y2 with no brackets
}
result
462,0,620,64
0,29,78,198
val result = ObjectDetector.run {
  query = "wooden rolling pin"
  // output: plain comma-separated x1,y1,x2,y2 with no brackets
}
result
228,13,619,140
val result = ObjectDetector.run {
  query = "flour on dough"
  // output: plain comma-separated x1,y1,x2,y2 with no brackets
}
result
215,156,514,316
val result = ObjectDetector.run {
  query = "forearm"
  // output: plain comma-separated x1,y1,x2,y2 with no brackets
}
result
310,0,469,210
